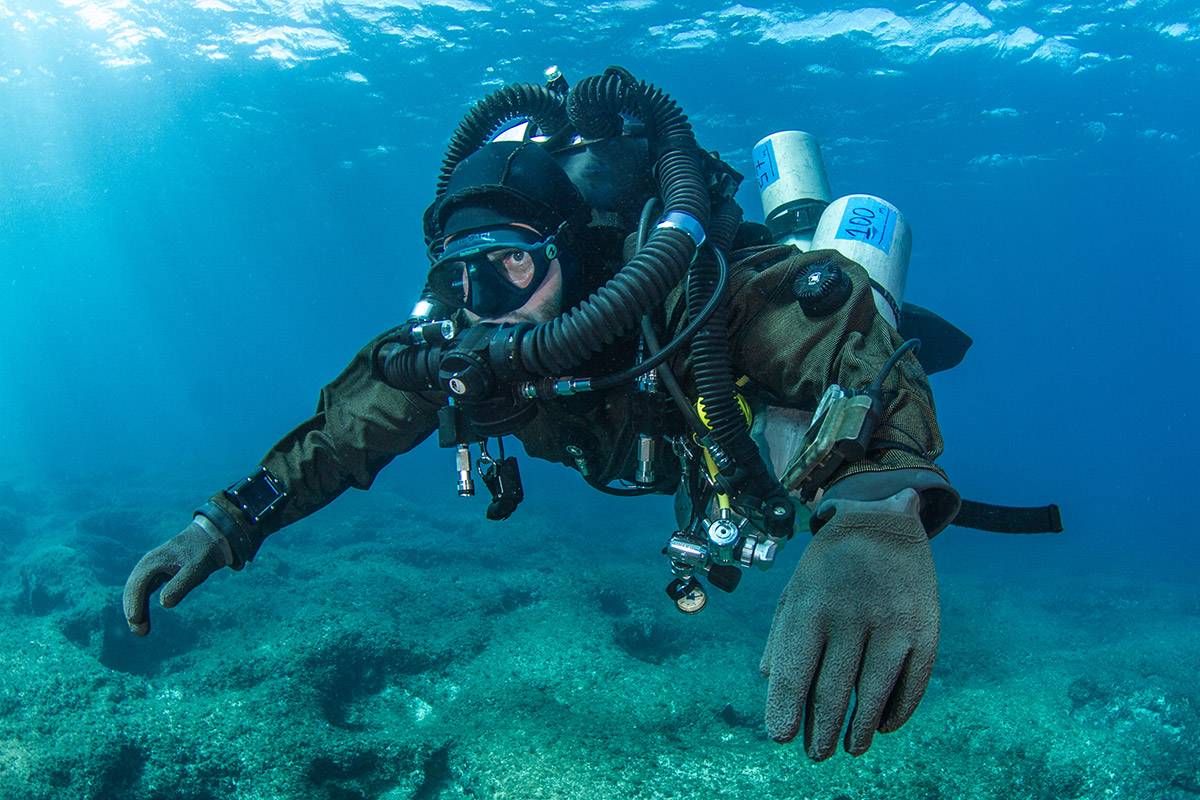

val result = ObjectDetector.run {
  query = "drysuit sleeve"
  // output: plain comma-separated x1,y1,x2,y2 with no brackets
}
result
727,247,960,534
199,332,441,563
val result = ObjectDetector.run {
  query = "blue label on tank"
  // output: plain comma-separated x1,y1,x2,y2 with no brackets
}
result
753,140,780,190
834,197,896,254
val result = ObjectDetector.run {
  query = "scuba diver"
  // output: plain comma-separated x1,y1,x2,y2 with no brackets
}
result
123,67,1060,761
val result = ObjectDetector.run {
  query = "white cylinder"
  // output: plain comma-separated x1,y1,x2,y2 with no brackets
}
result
754,131,832,251
811,195,911,328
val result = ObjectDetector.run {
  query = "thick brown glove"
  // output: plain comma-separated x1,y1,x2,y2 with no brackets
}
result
760,488,939,760
122,516,233,636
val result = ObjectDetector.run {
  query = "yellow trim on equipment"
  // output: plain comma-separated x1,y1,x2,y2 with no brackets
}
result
694,394,753,511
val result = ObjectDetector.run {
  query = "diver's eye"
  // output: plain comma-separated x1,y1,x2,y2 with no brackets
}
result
488,248,537,288
486,249,528,268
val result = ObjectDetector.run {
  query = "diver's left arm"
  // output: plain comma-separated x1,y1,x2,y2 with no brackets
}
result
729,247,960,760
122,332,440,636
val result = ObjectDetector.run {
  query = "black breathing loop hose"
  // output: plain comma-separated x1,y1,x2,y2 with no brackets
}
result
707,198,743,253
652,148,710,229
589,245,729,391
685,218,777,500
519,224,698,374
515,71,711,376
434,83,569,202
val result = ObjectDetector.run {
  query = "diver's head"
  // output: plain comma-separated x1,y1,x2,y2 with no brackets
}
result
426,141,589,322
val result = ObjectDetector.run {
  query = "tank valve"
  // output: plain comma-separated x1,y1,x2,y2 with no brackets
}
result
706,512,740,564
544,65,568,94
738,535,779,570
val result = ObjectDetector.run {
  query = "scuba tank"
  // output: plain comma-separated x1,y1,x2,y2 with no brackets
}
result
753,132,1062,536
755,131,831,252
755,130,972,368
752,132,915,505
812,195,912,329
755,131,910,329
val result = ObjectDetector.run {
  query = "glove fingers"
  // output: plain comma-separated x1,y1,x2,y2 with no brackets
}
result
805,632,866,761
123,551,180,636
759,596,789,677
764,629,824,744
160,556,216,609
880,589,939,732
879,639,937,733
845,636,910,755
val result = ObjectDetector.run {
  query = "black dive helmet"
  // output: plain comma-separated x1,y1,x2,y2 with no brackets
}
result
426,141,589,318
379,67,792,527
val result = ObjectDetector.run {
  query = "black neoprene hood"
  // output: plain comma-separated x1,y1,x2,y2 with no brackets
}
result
430,141,588,242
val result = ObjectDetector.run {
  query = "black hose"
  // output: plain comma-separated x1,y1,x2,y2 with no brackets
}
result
686,245,773,499
434,83,569,202
636,195,659,251
708,200,743,254
516,70,710,375
869,338,921,397
518,226,694,373
377,341,443,391
641,318,707,437
589,245,728,391
585,474,676,496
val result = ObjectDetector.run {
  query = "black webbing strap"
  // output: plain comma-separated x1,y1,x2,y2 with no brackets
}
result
953,499,1063,534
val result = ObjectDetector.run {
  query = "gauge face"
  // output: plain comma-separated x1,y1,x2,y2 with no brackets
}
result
676,587,707,614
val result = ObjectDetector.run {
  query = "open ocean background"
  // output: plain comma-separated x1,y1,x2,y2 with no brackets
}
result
1,2,1197,799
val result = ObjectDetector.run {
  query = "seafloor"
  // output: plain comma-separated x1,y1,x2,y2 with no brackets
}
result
1,474,1196,800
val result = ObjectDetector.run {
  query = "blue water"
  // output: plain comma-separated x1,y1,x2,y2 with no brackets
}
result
0,2,1198,796
3,0,1195,573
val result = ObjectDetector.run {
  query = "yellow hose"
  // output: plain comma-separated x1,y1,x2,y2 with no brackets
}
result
694,393,752,511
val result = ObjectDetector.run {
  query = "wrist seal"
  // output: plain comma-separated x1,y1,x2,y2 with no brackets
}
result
195,500,258,569
195,466,288,568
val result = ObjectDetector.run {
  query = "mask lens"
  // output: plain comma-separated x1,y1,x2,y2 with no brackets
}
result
428,226,558,316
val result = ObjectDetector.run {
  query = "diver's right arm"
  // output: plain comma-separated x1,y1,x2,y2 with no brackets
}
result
123,333,441,635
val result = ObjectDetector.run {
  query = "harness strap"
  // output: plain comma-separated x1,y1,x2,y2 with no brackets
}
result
953,499,1063,534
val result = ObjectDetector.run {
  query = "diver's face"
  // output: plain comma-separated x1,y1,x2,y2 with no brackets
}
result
456,222,563,324
461,250,563,324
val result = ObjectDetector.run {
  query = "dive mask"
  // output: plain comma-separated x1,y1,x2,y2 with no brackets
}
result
428,225,559,318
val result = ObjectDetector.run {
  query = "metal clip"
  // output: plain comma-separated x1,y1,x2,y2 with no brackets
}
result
565,444,589,477
478,441,524,521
